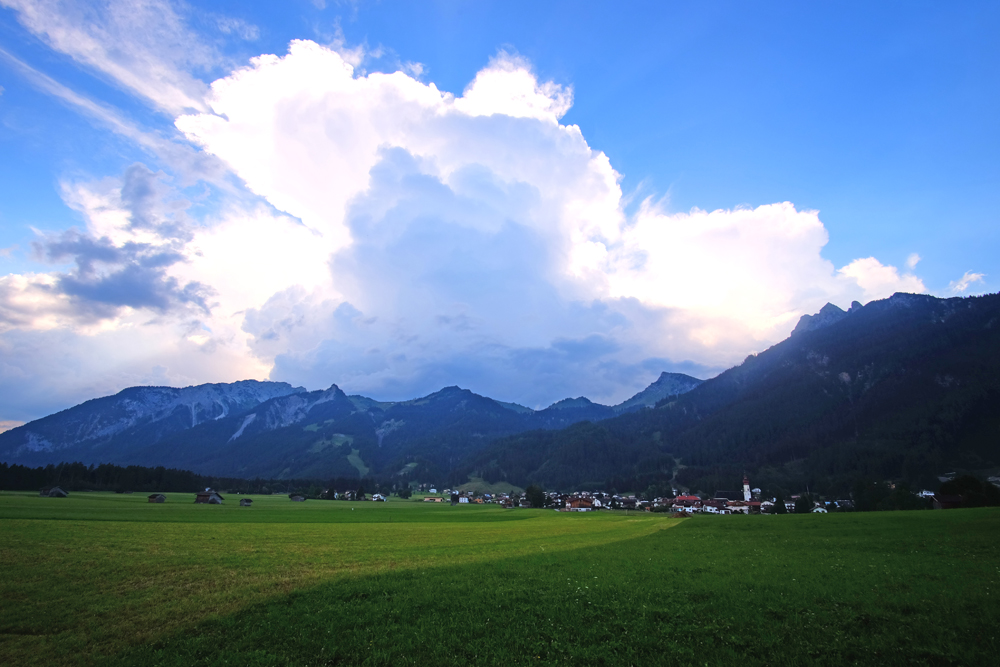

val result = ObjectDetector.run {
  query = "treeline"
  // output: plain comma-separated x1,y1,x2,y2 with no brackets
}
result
0,461,378,496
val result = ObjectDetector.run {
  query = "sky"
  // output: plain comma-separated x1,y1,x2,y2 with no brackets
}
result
0,1,997,425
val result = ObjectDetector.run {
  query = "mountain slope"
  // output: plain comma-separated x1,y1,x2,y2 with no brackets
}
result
0,367,702,481
614,372,704,412
466,292,1000,494
0,381,304,467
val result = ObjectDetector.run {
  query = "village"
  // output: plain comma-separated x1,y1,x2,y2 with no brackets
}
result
38,472,980,513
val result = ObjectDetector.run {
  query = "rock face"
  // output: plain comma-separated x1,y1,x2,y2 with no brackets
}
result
791,301,864,336
0,380,304,465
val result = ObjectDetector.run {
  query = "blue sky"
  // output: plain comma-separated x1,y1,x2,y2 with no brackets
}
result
0,1,997,425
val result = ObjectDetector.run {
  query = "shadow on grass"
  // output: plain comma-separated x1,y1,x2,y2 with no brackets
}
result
104,510,1000,667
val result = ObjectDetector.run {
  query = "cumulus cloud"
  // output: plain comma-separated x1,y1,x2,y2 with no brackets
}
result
1,39,934,417
836,257,925,302
172,41,929,405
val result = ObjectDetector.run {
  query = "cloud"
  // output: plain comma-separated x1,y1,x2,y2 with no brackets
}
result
1,40,935,418
0,47,230,186
171,40,933,405
906,252,921,270
214,17,260,41
836,257,925,301
949,270,986,294
0,0,214,114
0,165,213,332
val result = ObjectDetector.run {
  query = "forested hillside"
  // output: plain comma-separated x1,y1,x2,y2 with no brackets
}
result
467,292,1000,495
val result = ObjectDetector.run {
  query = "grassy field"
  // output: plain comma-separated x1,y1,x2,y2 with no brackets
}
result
1,492,997,666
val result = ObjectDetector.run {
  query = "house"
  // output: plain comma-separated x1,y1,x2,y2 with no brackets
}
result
40,486,68,498
372,493,386,502
423,496,444,502
674,495,700,507
147,493,166,503
195,490,224,504
289,495,306,502
566,497,593,511
239,498,253,506
933,494,963,510
810,506,828,513
458,496,470,504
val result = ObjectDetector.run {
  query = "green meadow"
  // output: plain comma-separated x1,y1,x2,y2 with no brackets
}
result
1,492,997,666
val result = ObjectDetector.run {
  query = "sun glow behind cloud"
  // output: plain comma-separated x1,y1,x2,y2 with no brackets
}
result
0,29,954,418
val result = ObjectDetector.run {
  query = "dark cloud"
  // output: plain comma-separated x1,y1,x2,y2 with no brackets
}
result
25,164,212,322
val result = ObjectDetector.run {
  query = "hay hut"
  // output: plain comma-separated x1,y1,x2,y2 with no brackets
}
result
239,498,253,507
148,493,166,503
289,495,306,502
195,490,224,504
40,486,68,498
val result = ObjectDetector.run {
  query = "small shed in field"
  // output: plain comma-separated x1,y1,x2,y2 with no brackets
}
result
148,493,166,503
240,498,253,507
933,494,963,510
195,491,224,504
290,495,306,502
40,486,68,498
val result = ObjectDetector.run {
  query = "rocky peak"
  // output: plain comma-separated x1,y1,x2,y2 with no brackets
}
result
792,302,850,336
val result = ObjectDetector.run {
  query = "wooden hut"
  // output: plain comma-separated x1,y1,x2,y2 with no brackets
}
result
195,490,224,504
147,493,166,503
289,495,306,502
239,498,253,507
40,486,68,498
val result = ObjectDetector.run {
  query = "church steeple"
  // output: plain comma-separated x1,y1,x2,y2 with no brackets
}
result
743,474,751,502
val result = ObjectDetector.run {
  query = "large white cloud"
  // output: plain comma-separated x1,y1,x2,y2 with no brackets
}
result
0,38,935,417
172,41,924,401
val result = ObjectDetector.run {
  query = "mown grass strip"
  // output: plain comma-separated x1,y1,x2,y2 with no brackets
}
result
0,492,670,665
107,509,1000,667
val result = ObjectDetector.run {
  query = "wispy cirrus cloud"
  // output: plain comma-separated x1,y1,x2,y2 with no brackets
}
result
0,0,214,114
949,270,986,294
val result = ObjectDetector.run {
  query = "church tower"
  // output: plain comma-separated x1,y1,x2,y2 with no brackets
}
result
743,474,751,502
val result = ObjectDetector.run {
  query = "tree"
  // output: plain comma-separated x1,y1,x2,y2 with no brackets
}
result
396,486,412,499
525,484,545,509
794,494,812,514
774,494,787,514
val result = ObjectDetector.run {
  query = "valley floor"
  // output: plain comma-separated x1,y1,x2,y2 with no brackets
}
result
0,492,996,666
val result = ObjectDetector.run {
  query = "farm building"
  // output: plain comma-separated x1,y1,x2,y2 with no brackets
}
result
40,486,68,498
239,498,253,507
933,494,963,510
290,495,306,502
195,490,224,504
147,494,166,503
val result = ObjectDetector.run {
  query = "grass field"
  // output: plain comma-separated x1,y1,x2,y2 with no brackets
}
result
1,492,997,666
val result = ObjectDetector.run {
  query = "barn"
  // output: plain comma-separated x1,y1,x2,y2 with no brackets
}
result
147,494,166,503
195,490,224,504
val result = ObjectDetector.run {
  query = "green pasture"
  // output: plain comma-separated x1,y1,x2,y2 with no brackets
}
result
1,492,998,666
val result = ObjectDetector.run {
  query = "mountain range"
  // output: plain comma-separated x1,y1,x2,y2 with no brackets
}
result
2,291,998,496
0,364,701,484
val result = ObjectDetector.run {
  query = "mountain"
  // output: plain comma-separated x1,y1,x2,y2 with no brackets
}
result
466,292,1000,495
0,371,703,482
0,381,304,467
614,372,704,412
